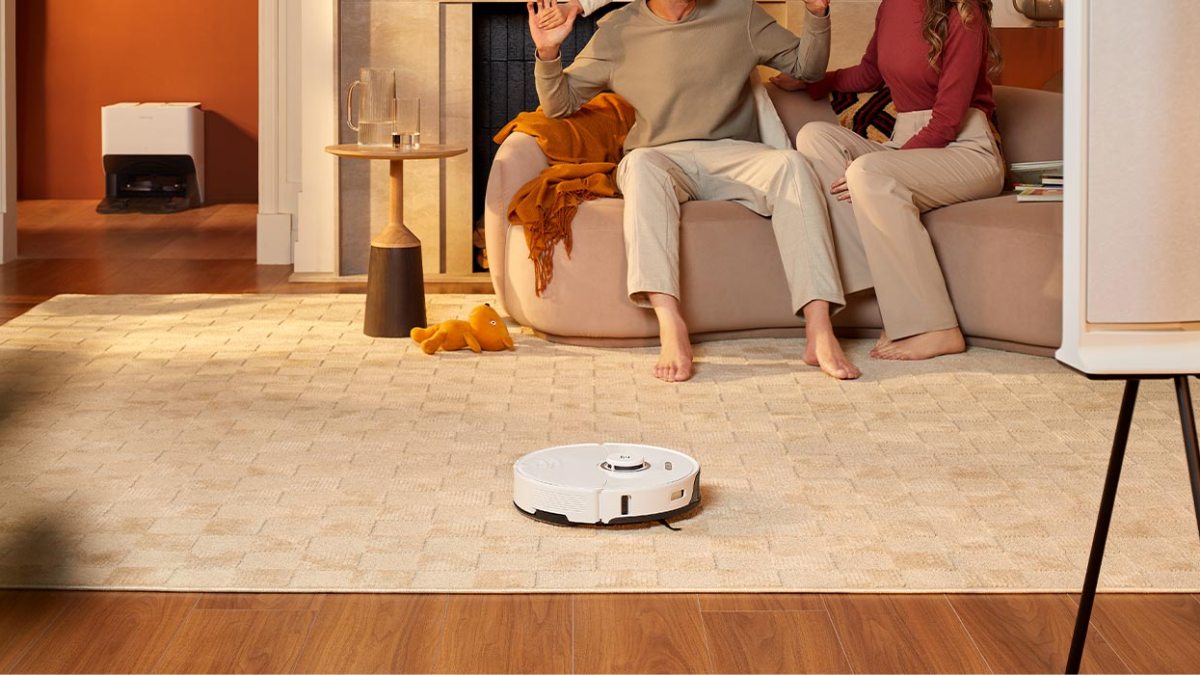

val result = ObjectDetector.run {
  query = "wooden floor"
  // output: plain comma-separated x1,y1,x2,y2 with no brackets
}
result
1,200,489,324
1,591,1199,673
2,200,1199,674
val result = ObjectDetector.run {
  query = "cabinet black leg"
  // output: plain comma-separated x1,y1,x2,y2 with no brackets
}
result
1175,377,1200,541
1066,378,1140,674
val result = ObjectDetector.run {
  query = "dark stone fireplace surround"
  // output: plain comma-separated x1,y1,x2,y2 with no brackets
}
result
471,4,615,270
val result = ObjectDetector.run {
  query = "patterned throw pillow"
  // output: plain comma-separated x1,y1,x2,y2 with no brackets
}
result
830,87,897,144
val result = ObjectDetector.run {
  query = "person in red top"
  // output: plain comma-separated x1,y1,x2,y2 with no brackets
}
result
773,0,1006,361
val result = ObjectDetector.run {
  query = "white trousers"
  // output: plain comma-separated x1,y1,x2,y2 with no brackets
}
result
794,108,1006,339
615,139,844,315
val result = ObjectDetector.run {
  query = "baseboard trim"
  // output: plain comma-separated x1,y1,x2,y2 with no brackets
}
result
256,212,293,265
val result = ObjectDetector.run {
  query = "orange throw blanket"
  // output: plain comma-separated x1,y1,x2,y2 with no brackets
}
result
493,93,636,296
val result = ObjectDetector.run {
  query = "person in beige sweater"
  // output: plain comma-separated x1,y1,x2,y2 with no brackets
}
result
528,0,858,382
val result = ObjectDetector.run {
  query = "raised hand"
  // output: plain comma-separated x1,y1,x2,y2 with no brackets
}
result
528,0,578,61
537,2,566,30
804,0,830,16
537,0,580,30
769,72,808,91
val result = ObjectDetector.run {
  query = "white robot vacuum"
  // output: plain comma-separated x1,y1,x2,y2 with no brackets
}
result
513,443,701,525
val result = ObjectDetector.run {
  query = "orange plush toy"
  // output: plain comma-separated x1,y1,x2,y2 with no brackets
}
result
410,304,515,355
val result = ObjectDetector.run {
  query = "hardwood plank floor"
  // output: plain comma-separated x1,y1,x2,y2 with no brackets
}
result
1,200,488,324
292,595,445,673
154,606,316,673
436,595,571,673
697,592,826,612
1088,594,1200,673
4,201,1200,673
195,593,326,612
574,594,713,673
2,591,1198,673
949,593,1130,673
822,594,991,673
701,609,852,673
10,592,199,673
0,591,73,672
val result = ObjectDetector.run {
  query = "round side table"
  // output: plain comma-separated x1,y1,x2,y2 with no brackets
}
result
325,143,467,337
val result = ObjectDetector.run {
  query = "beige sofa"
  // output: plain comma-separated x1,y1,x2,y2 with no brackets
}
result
484,85,1064,355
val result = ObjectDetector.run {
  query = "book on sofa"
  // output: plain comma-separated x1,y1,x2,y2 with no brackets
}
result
1011,160,1064,202
1010,160,1063,185
1016,186,1064,202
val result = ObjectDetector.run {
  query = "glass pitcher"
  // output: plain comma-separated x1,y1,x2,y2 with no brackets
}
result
346,68,396,146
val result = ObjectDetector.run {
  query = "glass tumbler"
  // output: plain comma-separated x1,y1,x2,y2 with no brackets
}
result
392,98,421,149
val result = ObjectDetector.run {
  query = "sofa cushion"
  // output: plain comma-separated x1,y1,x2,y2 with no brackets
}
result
503,198,813,339
831,87,897,144
498,192,1062,350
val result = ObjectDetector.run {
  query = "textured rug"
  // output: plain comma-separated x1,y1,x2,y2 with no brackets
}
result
0,294,1198,593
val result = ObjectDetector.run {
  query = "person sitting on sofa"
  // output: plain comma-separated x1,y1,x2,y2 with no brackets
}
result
771,0,1007,361
527,0,861,382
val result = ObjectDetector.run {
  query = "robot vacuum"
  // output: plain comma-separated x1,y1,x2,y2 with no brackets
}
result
513,443,701,525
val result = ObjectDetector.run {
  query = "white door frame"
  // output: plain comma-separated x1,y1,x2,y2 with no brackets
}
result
258,0,339,271
0,0,340,272
0,0,16,263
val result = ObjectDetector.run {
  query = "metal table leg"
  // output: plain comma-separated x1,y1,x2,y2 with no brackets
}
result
1066,379,1140,674
1175,377,1200,542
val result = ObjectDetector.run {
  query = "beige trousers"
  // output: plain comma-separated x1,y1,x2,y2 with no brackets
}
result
615,139,844,315
794,108,1006,339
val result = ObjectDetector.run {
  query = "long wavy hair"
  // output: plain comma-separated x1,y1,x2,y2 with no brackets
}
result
923,0,1003,75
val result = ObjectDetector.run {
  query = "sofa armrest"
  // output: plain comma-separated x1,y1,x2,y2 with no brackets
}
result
484,132,550,315
992,85,1063,165
764,83,838,143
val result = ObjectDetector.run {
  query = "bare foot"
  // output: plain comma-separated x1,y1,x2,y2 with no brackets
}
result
802,301,861,380
873,327,966,361
654,318,694,382
870,330,892,357
649,294,694,382
804,329,861,380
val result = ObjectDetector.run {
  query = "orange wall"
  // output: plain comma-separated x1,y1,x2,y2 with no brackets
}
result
994,28,1064,91
17,0,258,202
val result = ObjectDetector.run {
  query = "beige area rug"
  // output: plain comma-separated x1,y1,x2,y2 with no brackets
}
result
1,293,1198,593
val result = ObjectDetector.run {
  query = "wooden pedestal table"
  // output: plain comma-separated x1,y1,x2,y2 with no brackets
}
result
325,143,467,337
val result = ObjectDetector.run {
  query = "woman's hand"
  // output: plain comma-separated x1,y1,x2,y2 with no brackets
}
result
769,72,808,92
537,0,581,30
804,0,830,16
528,0,578,61
831,176,852,203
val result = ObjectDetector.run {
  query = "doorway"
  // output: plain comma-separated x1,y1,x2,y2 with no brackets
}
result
12,0,259,261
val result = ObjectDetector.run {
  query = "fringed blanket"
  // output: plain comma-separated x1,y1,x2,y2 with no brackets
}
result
494,93,636,295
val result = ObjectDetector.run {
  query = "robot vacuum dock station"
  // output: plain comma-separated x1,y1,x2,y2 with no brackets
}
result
99,102,205,213
513,443,701,526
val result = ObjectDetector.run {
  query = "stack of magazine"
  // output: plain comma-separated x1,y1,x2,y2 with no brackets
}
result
1010,160,1064,203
